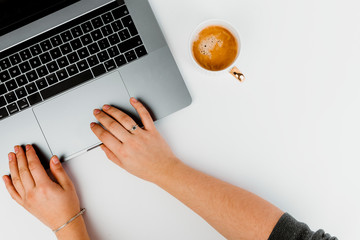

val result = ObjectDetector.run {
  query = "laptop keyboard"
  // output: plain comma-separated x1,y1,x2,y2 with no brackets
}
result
0,1,147,121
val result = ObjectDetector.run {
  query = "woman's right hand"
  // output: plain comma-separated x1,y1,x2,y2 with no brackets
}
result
90,98,181,183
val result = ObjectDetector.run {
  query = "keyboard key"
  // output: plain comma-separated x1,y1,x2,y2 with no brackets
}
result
19,49,32,61
71,26,83,38
135,45,147,58
125,50,137,62
77,60,89,71
41,70,93,100
30,44,42,56
25,82,37,94
50,35,63,47
68,52,79,63
118,29,130,41
19,61,31,73
117,36,142,53
56,69,69,80
0,84,7,95
0,70,11,82
16,75,28,87
0,96,6,107
0,58,11,70
36,78,48,90
80,34,93,46
77,47,90,59
101,12,114,24
5,92,17,103
70,38,83,50
87,55,99,67
47,61,59,73
92,64,106,77
91,17,104,28
50,48,62,59
40,40,52,51
0,107,9,119
111,20,124,32
91,29,103,41
60,43,72,55
5,79,17,91
57,56,70,68
114,55,127,67
15,87,27,99
7,103,19,115
104,59,116,71
46,74,58,85
36,66,49,78
97,50,110,62
39,52,52,64
122,15,138,36
27,92,42,106
17,98,30,110
29,56,42,68
98,38,110,50
26,70,38,82
81,21,93,33
107,46,120,58
60,31,73,42
112,6,129,19
101,25,113,37
88,43,100,55
108,33,121,45
67,65,79,76
9,66,21,78
9,53,21,65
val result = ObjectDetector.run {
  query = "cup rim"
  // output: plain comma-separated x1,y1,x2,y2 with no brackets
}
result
188,19,241,74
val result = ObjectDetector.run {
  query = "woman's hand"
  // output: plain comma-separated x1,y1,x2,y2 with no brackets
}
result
2,145,83,232
90,98,180,183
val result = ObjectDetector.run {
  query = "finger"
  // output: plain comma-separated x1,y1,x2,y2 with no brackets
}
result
8,153,25,197
93,109,131,140
15,145,35,189
49,156,73,190
24,145,50,185
2,175,23,204
130,98,155,130
100,144,123,167
90,122,123,153
102,105,138,133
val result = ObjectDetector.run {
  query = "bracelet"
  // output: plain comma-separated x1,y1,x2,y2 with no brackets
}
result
52,208,86,234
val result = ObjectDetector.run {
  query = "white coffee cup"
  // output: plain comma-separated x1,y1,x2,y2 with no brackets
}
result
189,19,245,81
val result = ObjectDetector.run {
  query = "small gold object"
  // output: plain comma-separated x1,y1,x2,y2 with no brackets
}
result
230,66,245,82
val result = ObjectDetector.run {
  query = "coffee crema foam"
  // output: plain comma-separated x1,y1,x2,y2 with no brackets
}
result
192,25,238,71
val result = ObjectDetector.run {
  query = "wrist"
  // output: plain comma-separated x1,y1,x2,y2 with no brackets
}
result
153,157,188,186
55,215,89,240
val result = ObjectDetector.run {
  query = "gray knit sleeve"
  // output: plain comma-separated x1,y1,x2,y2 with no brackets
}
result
268,213,338,240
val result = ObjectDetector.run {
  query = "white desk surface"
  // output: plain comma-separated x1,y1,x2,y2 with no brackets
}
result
1,0,359,239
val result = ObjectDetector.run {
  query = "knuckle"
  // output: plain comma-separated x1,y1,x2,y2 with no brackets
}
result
108,121,119,131
98,131,108,140
18,167,29,176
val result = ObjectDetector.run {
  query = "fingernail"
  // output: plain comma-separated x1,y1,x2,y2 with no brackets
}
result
14,146,18,154
8,153,12,162
90,122,96,128
52,156,60,165
131,97,138,103
26,145,31,151
2,176,7,183
103,105,110,110
93,109,101,115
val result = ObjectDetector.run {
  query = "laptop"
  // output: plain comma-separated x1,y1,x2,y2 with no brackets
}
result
0,0,192,174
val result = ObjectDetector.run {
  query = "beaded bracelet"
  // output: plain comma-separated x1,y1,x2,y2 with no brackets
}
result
52,208,86,233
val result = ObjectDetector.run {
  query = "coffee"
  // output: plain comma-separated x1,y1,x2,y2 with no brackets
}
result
192,25,238,71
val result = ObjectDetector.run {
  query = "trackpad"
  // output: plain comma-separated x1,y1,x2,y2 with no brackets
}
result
33,71,136,159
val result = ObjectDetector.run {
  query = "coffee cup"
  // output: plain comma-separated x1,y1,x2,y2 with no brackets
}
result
189,19,245,82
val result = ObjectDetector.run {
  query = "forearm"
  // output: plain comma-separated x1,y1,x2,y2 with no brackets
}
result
155,160,283,240
55,216,90,240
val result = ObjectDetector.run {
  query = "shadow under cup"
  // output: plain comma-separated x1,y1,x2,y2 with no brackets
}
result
190,20,244,81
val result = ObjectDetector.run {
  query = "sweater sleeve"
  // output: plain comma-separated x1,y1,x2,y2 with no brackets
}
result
268,213,338,240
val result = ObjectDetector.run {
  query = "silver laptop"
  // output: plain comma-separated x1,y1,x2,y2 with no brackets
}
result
0,0,191,173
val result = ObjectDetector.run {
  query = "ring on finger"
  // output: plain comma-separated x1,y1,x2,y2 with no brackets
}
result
129,124,139,132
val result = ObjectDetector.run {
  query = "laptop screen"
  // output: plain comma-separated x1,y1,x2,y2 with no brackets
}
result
0,0,79,36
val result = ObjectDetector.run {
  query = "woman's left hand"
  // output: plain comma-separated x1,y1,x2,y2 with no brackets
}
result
2,145,81,231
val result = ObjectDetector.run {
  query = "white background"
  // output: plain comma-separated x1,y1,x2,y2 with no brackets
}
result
1,0,360,239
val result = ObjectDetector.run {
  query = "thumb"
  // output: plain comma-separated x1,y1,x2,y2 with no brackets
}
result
50,156,73,189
